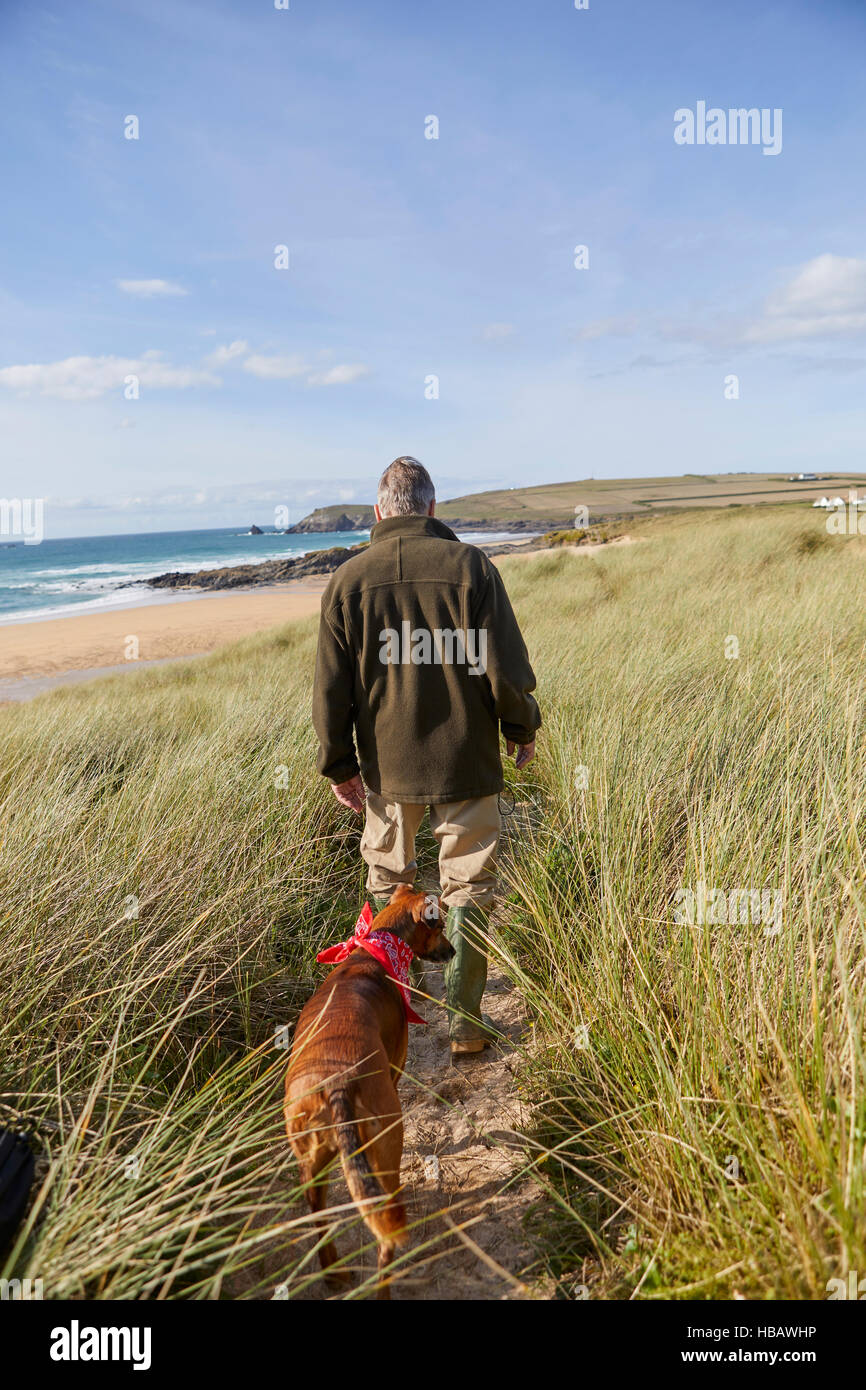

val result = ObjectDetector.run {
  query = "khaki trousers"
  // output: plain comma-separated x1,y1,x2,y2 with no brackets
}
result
360,792,501,910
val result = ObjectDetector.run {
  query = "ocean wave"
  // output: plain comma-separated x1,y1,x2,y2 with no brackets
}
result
29,562,139,578
0,531,366,621
2,576,131,595
0,584,197,626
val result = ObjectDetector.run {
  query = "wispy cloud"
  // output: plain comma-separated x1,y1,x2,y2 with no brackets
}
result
241,353,308,380
584,256,866,356
745,254,866,343
206,339,250,366
305,363,371,386
0,352,218,400
590,351,695,380
242,353,371,386
45,477,375,521
0,341,372,400
116,278,188,298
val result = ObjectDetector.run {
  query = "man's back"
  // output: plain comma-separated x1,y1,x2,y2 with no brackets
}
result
313,514,540,803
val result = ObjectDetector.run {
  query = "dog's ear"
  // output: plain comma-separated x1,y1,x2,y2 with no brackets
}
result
373,885,420,938
411,892,441,925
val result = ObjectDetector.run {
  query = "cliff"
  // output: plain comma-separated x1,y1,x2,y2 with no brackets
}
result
287,506,374,534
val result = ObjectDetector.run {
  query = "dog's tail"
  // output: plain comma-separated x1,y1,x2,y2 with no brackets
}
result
326,1086,407,1246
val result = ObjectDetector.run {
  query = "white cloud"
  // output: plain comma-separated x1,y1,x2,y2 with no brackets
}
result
206,339,250,366
305,363,371,386
116,278,188,298
0,340,369,402
242,353,309,380
746,254,866,343
243,354,370,385
0,352,218,400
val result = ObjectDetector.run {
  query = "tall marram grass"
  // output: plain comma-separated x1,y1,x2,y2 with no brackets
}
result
496,506,866,1298
0,621,380,1297
1,503,864,1298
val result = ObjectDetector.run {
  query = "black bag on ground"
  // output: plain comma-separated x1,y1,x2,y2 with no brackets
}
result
0,1128,35,1251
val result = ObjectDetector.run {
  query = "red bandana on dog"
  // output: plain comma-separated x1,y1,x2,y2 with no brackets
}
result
316,902,427,1025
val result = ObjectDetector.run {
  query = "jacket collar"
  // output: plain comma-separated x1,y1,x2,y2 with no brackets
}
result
370,514,459,546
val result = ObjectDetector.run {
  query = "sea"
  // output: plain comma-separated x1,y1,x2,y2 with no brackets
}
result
0,526,519,625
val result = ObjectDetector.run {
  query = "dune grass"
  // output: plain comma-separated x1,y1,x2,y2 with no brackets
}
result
496,505,866,1298
0,620,370,1297
1,503,863,1298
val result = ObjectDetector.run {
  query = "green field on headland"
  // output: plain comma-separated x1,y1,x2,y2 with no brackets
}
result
291,471,866,533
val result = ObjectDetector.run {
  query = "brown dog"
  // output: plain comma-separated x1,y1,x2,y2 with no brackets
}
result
284,885,454,1297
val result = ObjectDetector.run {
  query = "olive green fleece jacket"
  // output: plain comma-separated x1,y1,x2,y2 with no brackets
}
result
312,515,541,803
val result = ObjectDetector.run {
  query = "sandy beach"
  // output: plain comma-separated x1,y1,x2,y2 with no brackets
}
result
0,544,527,690
0,539,633,701
0,579,329,691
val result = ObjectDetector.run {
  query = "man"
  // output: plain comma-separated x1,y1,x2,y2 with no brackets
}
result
313,456,541,1056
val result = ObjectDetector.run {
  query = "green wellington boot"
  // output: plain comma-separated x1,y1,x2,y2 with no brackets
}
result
443,904,494,1056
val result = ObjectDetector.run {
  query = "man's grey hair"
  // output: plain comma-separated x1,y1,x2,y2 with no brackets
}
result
377,456,435,518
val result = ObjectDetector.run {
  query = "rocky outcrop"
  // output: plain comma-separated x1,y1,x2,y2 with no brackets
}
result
288,506,579,535
134,545,367,592
288,507,374,533
248,524,263,534
134,519,612,595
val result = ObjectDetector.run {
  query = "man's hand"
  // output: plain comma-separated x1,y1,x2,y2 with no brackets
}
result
330,773,366,814
506,738,536,771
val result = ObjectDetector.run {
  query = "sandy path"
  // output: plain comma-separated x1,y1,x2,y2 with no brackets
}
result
396,962,545,1299
500,534,635,562
281,958,549,1301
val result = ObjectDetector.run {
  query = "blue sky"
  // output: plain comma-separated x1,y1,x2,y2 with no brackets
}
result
1,0,865,536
